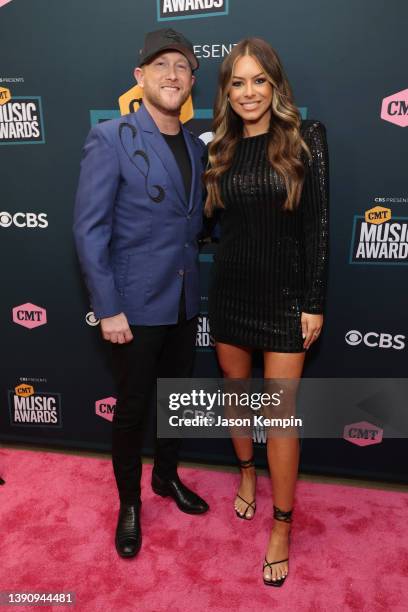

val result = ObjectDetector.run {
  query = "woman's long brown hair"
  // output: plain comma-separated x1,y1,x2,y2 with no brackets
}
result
204,38,310,215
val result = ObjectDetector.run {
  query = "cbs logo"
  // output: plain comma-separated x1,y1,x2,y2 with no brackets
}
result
0,212,48,228
345,330,405,350
86,312,100,327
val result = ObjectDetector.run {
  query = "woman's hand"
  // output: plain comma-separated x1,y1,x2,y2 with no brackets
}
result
301,313,323,350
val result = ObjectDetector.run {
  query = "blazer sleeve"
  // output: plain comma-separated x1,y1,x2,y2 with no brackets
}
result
300,120,329,314
73,125,123,319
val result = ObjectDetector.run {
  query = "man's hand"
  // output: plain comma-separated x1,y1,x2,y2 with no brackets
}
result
301,313,323,350
100,312,134,344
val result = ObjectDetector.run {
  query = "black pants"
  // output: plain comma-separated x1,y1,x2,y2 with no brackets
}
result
110,303,197,504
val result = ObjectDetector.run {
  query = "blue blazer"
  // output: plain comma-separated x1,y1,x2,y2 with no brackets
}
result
73,104,206,325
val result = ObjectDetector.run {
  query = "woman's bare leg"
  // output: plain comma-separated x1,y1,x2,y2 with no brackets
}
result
215,342,256,518
262,351,305,583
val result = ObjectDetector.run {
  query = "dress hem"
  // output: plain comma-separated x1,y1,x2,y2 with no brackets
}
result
212,334,306,354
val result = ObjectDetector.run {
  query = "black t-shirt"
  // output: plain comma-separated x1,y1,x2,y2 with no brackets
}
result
161,130,192,321
162,130,192,204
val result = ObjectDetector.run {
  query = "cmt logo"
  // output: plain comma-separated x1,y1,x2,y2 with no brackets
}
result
95,397,116,422
350,206,408,264
0,211,48,228
15,384,34,397
381,88,408,127
0,91,45,145
364,206,391,225
0,87,11,103
345,330,405,350
158,0,228,21
8,385,62,427
343,421,383,447
12,303,47,329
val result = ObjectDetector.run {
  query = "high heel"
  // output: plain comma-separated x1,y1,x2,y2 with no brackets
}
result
263,505,293,587
234,456,256,520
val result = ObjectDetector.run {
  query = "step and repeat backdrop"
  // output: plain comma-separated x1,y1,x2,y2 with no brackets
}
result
1,0,407,482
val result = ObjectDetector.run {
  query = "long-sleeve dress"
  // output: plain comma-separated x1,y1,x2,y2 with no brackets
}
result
208,120,329,352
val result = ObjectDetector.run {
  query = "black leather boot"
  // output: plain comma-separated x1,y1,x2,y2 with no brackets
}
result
115,502,142,558
151,471,209,514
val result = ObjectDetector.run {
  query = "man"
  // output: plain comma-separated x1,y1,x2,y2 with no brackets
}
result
73,28,209,559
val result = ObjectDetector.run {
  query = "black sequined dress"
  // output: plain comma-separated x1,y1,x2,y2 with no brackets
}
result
208,120,329,352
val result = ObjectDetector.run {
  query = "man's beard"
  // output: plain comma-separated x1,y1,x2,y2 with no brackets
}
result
144,87,189,115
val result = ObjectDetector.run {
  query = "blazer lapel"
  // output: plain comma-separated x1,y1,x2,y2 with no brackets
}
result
182,125,201,213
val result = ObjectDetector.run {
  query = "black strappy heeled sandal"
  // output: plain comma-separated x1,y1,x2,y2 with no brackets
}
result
263,505,293,587
234,457,256,520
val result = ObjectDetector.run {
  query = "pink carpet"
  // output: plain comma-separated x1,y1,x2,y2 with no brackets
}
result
1,448,407,611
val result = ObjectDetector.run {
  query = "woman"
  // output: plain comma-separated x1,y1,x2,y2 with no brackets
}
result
204,38,329,586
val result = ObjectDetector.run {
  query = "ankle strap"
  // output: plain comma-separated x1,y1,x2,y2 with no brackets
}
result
273,505,293,523
237,456,255,469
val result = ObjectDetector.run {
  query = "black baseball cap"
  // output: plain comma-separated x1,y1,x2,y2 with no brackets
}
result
139,28,199,71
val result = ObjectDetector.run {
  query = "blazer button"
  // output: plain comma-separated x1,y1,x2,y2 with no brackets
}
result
178,269,184,276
